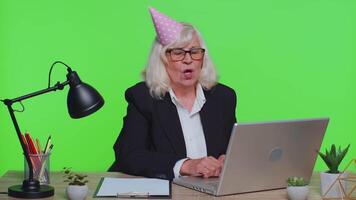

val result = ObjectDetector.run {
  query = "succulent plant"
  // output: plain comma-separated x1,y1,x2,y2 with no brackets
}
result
317,144,350,174
62,167,88,186
287,177,308,186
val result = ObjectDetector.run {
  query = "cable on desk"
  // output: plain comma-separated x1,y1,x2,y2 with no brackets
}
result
0,192,8,194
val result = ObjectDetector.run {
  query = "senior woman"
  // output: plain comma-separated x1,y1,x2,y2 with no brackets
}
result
109,8,237,180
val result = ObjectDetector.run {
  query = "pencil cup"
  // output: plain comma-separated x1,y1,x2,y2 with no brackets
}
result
24,153,51,185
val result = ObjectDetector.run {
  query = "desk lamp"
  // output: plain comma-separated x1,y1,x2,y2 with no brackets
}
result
1,61,104,198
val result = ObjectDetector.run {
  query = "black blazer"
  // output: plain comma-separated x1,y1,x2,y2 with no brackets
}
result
109,82,237,180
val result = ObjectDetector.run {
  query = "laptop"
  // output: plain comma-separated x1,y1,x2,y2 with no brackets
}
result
173,118,329,196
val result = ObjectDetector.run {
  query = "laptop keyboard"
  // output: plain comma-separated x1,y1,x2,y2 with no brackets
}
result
206,182,219,189
192,182,219,194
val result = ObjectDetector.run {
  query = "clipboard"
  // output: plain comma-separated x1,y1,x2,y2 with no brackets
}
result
93,177,172,199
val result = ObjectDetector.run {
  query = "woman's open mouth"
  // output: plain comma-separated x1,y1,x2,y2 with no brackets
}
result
182,69,194,79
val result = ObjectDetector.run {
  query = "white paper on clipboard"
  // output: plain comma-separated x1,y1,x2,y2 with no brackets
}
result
95,177,170,197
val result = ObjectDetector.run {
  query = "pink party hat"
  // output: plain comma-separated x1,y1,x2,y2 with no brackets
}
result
149,7,183,45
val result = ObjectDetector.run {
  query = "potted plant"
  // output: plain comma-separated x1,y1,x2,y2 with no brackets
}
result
63,167,89,200
286,177,309,200
317,144,350,198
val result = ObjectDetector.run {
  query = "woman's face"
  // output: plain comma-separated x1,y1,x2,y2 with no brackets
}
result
165,35,204,90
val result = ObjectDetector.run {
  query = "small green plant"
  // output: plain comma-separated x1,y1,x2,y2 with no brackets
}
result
317,144,350,174
287,177,308,186
62,167,88,186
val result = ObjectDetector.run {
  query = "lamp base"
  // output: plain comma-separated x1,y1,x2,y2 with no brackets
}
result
8,179,54,198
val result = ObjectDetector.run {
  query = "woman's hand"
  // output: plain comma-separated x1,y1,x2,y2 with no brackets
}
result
218,154,225,164
180,155,225,178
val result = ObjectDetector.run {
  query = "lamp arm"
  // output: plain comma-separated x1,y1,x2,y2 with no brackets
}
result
5,104,34,180
2,80,69,181
4,80,69,105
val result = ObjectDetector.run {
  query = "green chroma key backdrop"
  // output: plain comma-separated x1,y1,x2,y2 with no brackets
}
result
0,0,355,176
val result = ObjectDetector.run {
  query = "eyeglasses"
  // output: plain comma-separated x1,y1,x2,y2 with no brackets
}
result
166,48,205,62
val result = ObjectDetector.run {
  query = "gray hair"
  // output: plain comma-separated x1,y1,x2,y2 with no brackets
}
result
142,23,217,99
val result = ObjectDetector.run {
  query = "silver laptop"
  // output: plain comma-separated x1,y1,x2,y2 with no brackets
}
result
173,118,329,196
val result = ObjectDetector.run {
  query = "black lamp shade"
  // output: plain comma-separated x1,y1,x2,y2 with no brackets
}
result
66,71,104,119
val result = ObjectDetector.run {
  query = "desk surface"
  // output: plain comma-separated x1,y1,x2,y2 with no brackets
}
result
0,171,323,200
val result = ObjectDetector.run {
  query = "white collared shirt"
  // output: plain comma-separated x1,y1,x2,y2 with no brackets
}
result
169,84,207,178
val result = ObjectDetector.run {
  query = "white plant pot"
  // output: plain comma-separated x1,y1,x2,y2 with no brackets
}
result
66,185,89,200
320,172,348,198
287,185,309,200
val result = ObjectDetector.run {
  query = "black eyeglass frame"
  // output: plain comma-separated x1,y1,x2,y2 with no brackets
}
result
166,48,206,61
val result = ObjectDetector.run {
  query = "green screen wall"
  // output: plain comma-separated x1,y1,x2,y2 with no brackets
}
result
1,0,355,176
